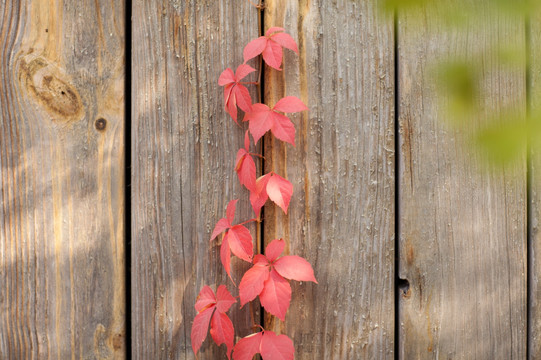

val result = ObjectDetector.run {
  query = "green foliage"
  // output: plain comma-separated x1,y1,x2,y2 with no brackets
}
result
380,0,540,168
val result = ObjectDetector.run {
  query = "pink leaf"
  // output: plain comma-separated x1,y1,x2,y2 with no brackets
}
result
235,148,249,168
274,256,318,283
191,307,214,356
259,269,291,321
210,218,231,241
270,112,296,146
235,150,256,191
220,235,233,281
235,64,256,80
243,37,267,62
245,103,273,145
218,68,235,86
265,239,285,263
225,199,238,225
266,174,293,214
224,84,234,107
271,32,299,54
226,92,239,123
262,39,283,70
273,96,307,113
233,332,263,360
250,173,271,217
244,130,250,150
227,225,253,262
194,286,216,313
233,84,253,113
239,262,270,306
265,26,285,36
221,65,257,122
210,312,235,359
260,331,295,360
253,254,269,265
216,285,236,313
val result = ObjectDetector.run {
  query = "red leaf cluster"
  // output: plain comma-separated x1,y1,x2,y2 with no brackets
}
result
219,65,256,123
210,199,254,280
233,330,294,360
250,172,293,216
239,239,317,320
244,27,299,70
245,96,307,146
191,286,237,358
193,25,316,360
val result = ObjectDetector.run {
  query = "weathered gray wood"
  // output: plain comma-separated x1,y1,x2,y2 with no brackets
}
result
398,2,527,358
0,0,126,358
529,9,541,359
130,1,260,358
263,1,395,358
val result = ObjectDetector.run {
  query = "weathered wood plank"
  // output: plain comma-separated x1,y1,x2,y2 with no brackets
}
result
263,1,395,358
529,9,541,359
398,3,527,358
0,0,125,358
130,1,260,358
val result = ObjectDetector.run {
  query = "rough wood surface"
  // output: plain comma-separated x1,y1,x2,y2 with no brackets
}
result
263,1,395,358
397,3,527,358
130,1,260,358
0,0,126,358
529,10,541,359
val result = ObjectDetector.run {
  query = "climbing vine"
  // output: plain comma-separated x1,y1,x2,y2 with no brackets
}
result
191,4,316,359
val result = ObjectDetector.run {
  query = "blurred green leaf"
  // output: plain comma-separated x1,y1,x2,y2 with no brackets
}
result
475,114,528,165
434,61,479,122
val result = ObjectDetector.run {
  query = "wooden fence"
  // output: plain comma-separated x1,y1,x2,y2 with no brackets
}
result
0,0,539,359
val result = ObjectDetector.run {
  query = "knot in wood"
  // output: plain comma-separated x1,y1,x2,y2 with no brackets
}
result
95,118,107,131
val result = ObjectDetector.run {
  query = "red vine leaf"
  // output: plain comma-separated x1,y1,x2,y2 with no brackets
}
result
232,332,263,360
233,331,294,360
195,285,217,312
235,132,256,191
264,238,286,262
191,307,214,357
225,199,238,224
260,331,295,360
210,199,238,241
273,96,308,113
239,261,270,306
226,225,253,263
220,235,232,281
216,284,237,313
210,200,254,278
243,28,299,70
244,97,307,146
210,218,231,242
249,173,293,216
238,239,317,320
266,173,293,214
210,312,235,358
191,286,237,359
259,269,291,321
274,255,318,283
219,64,256,123
249,173,272,217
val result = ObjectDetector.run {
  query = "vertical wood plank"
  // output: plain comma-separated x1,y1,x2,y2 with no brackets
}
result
529,9,541,359
264,1,395,358
398,3,527,358
131,1,259,358
0,0,125,358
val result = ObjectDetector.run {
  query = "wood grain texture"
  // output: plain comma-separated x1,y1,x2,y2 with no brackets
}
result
0,0,125,358
130,1,260,358
529,9,541,359
263,1,395,358
398,3,527,358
